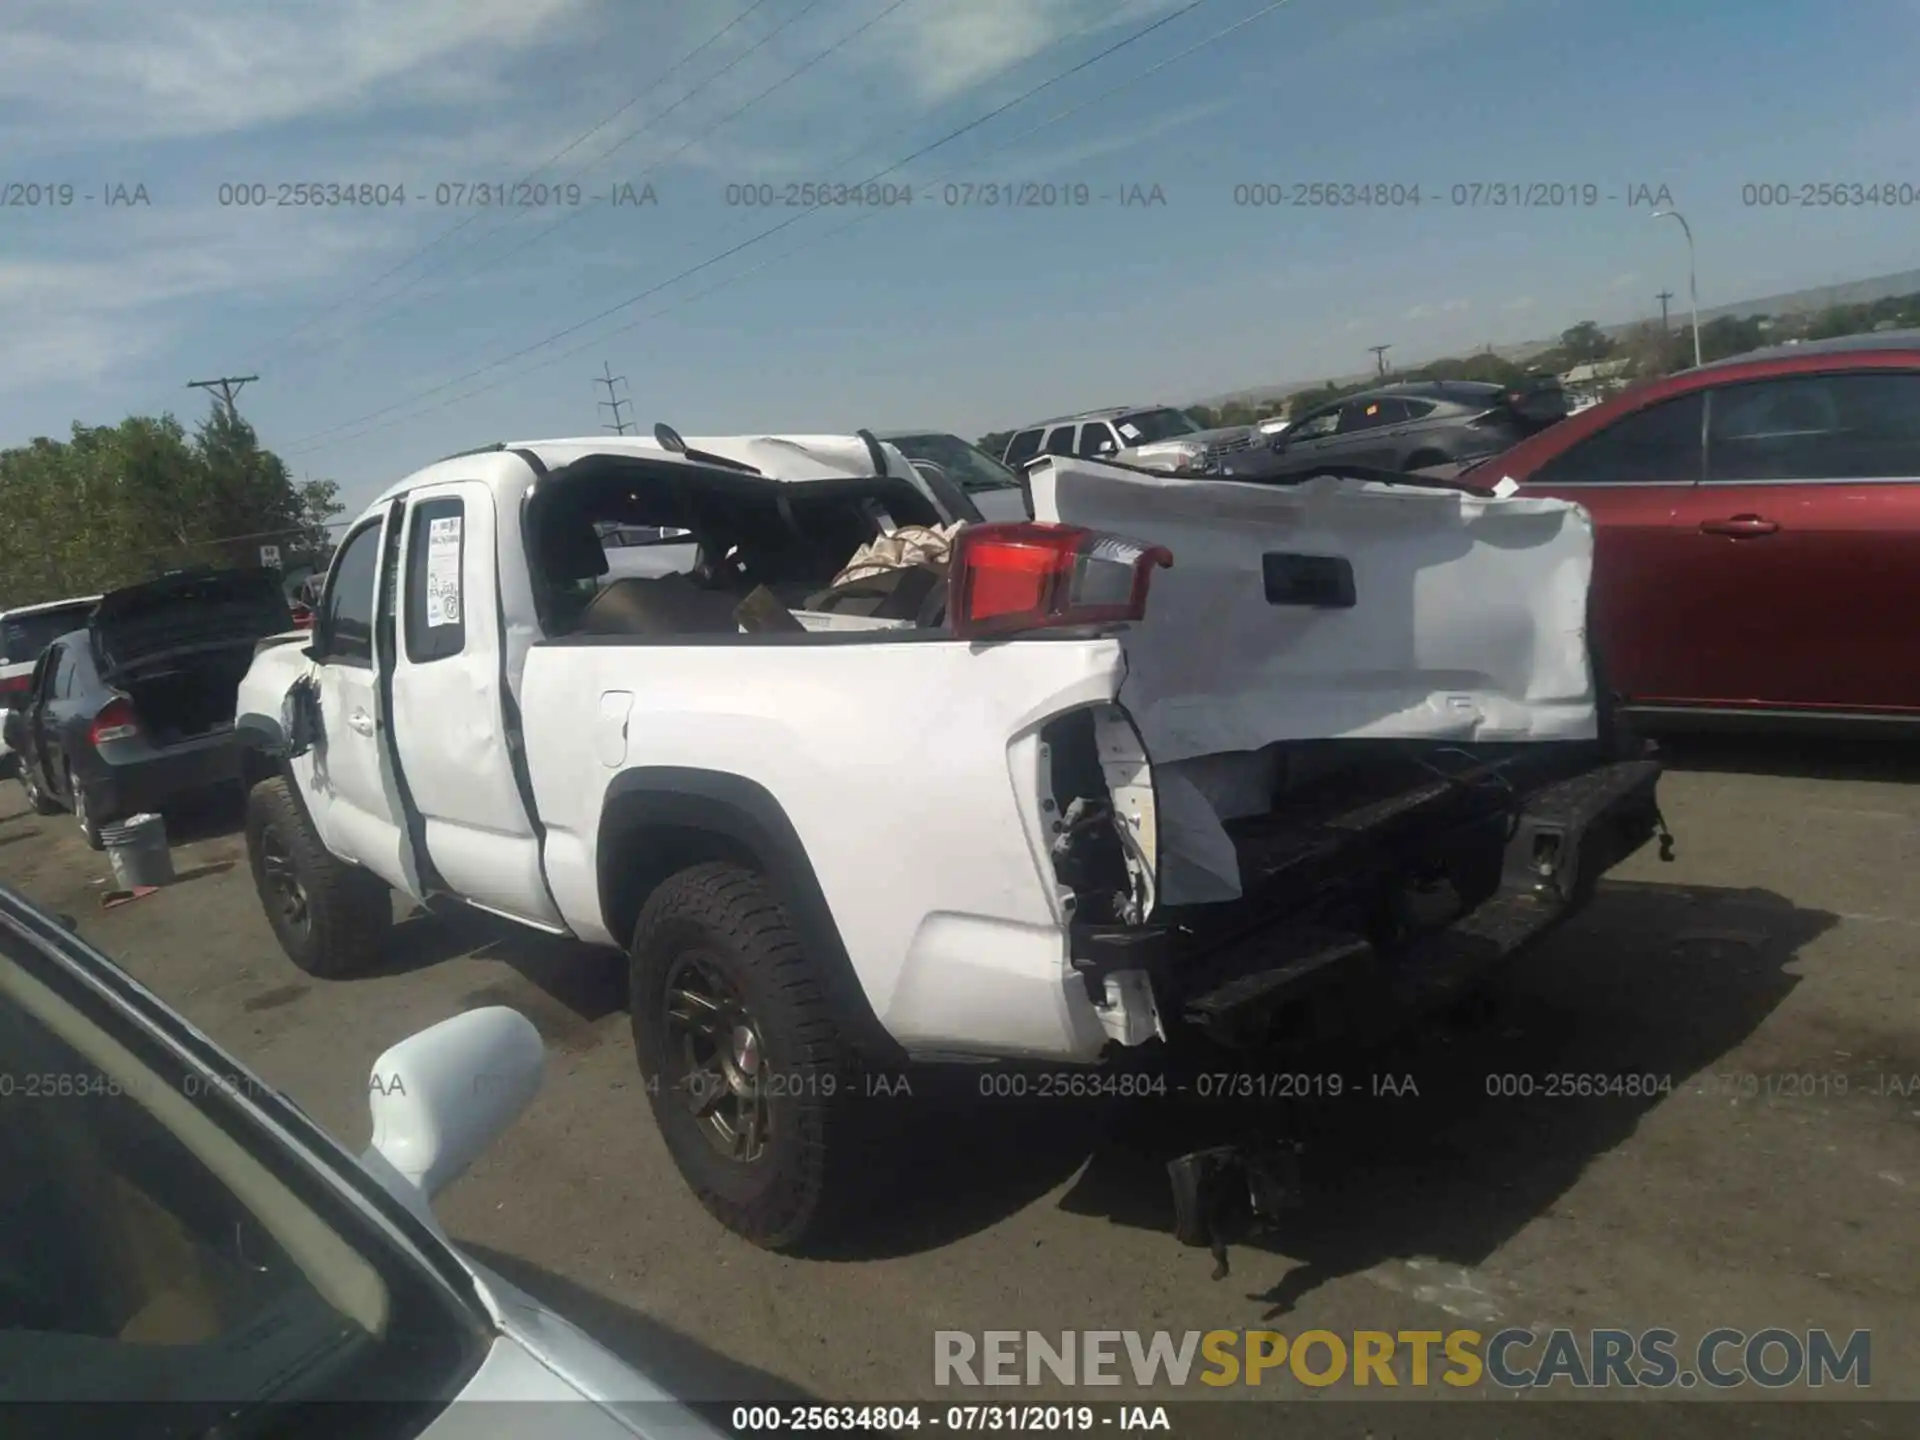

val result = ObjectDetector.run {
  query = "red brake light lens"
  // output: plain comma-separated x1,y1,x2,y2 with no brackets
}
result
0,673,30,699
948,522,1172,641
90,697,140,745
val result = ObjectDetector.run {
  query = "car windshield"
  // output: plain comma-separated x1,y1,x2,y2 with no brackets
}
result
1113,409,1202,445
0,907,487,1424
1,606,94,666
884,433,1022,492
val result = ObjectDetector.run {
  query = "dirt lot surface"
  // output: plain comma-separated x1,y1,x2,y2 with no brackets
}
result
3,736,1915,1437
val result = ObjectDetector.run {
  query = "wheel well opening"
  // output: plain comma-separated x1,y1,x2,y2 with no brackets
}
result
241,746,278,793
603,823,761,949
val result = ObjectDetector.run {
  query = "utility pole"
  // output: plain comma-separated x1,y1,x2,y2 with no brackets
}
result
1368,345,1391,378
186,374,258,424
1655,289,1674,333
595,362,634,435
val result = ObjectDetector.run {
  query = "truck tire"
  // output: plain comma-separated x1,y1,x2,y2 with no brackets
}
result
245,776,392,978
629,861,863,1252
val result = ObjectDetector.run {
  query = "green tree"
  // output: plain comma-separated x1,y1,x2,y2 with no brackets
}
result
1555,320,1614,366
0,406,342,606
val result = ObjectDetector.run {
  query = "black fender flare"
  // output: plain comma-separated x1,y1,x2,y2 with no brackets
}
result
234,711,322,831
597,767,903,1065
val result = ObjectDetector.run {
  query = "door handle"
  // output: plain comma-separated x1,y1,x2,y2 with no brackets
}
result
347,710,376,735
1699,515,1779,537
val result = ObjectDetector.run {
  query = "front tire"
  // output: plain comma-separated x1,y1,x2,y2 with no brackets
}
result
245,777,392,977
629,861,864,1251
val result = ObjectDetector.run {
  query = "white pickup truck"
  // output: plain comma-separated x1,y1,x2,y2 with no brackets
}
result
234,429,1666,1252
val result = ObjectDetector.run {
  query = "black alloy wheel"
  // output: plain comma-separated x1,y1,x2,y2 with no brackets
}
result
663,951,772,1163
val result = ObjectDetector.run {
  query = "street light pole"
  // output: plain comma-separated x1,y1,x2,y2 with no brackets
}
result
1650,210,1701,368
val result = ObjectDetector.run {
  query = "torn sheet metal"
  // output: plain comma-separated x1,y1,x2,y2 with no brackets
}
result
1027,458,1599,761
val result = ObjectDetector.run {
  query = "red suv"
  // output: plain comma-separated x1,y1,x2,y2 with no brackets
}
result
1477,330,1920,729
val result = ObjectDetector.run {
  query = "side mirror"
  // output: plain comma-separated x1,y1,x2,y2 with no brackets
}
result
365,1007,544,1202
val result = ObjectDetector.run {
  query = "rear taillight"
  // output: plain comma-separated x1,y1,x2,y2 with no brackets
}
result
948,522,1172,641
0,673,29,700
90,697,140,745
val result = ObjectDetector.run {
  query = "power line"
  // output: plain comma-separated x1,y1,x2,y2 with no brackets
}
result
274,0,852,366
241,1,783,370
596,363,634,434
287,0,1302,457
294,0,913,357
285,0,1235,454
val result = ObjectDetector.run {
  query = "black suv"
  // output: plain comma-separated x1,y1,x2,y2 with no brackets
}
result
1226,377,1569,481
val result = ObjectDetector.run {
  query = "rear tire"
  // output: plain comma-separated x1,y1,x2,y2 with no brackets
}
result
18,766,61,817
68,767,103,851
245,776,391,977
629,861,865,1251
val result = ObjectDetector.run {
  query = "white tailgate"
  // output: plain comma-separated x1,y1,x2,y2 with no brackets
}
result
1028,458,1598,760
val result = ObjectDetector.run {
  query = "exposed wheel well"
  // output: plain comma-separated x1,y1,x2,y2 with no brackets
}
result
241,746,278,794
601,823,761,951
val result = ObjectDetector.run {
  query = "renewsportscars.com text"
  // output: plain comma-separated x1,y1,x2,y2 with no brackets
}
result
934,1327,1871,1391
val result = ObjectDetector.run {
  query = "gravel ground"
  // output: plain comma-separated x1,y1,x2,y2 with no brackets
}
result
3,734,1915,1438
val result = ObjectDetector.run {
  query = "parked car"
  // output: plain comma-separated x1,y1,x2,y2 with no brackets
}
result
0,881,728,1436
3,568,292,848
1466,329,1920,729
1001,405,1261,475
228,431,1662,1254
0,595,102,778
1226,377,1569,482
876,429,1032,520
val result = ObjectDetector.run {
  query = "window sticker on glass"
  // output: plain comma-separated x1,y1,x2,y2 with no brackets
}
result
425,516,462,627
1117,422,1142,441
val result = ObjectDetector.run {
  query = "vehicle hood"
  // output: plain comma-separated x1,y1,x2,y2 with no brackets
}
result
1122,424,1256,453
92,568,292,673
1026,456,1599,757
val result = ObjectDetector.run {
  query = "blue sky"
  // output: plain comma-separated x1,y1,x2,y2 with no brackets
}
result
5,0,1920,519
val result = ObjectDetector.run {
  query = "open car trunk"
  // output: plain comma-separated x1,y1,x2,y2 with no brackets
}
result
92,570,292,746
118,646,262,746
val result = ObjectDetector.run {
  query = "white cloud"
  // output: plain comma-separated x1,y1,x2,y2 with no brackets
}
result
1610,270,1641,289
869,0,1188,107
1440,297,1470,313
0,208,389,394
1404,303,1434,320
0,0,594,144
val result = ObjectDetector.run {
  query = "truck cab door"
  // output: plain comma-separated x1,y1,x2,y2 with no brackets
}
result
302,514,421,900
386,482,566,931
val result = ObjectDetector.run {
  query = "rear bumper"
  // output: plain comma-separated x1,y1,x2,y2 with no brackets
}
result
1071,754,1664,1050
81,733,242,824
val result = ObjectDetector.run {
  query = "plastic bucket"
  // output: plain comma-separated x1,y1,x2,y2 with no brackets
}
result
99,812,175,889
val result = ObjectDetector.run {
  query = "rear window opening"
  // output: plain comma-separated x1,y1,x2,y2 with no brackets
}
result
523,455,949,640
